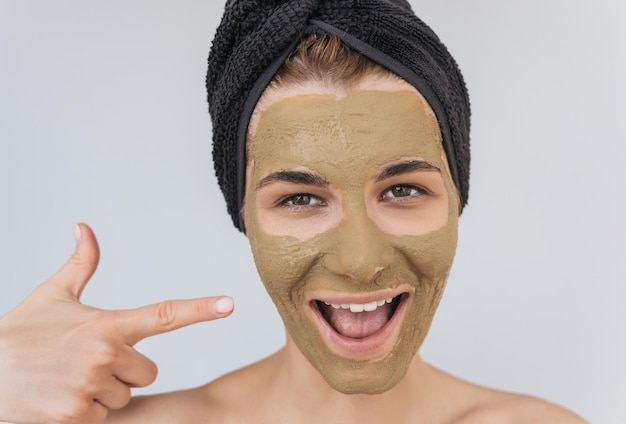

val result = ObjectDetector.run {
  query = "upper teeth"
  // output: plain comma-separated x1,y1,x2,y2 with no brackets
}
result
325,298,394,313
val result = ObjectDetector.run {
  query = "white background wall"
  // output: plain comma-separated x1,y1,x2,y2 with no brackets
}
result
1,1,624,422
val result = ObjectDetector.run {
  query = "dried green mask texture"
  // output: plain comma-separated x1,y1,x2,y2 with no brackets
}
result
244,90,459,393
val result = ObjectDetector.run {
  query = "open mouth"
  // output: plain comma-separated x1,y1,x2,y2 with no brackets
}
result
313,294,404,339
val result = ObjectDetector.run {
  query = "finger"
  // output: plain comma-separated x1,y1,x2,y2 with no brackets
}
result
46,223,101,300
48,398,107,424
89,399,110,423
113,346,158,389
94,376,132,410
91,402,109,424
119,296,234,345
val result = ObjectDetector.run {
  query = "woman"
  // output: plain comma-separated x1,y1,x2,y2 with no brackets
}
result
0,1,591,422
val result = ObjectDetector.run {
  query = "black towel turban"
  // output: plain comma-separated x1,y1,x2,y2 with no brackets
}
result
207,0,471,232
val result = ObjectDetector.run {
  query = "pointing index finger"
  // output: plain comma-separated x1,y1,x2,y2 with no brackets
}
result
118,296,234,345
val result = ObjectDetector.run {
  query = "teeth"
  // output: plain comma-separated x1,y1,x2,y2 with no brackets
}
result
322,296,397,313
349,303,364,312
363,301,378,312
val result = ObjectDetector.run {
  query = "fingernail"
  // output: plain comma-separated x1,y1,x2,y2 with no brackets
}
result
214,297,234,314
72,223,82,242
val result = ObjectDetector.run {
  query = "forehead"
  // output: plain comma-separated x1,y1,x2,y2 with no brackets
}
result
248,77,434,139
249,87,444,176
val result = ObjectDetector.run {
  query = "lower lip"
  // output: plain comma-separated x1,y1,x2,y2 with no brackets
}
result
308,294,409,360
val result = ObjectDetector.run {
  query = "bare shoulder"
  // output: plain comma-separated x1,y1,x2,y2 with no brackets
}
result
457,392,588,423
105,387,218,423
104,379,243,423
422,364,586,423
105,356,277,423
439,372,587,423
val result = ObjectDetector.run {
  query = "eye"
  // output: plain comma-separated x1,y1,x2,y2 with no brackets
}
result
279,193,326,210
379,184,428,203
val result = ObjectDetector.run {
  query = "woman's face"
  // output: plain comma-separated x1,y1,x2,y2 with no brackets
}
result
243,78,459,394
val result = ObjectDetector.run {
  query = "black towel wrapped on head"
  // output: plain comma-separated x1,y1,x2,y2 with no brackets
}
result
207,0,471,232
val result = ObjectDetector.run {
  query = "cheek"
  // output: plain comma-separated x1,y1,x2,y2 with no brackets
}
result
255,196,343,242
368,194,449,237
246,228,322,306
244,188,321,292
400,222,459,284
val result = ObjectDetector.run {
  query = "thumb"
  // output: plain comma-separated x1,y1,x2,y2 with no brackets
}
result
47,223,101,300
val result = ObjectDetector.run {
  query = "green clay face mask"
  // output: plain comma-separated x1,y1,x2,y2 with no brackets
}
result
244,89,459,394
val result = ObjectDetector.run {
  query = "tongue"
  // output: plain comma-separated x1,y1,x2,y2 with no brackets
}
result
321,303,393,339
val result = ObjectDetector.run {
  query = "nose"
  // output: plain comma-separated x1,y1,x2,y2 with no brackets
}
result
323,205,394,284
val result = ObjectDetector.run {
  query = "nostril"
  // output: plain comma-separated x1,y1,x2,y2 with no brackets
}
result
341,266,385,284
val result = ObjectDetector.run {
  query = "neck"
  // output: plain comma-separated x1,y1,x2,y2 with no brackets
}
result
268,332,441,423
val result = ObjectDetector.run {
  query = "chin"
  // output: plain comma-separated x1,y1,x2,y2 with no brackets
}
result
280,286,433,396
287,310,424,396
323,367,408,395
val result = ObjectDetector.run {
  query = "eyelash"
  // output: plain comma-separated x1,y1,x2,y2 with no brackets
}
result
278,193,326,211
378,184,429,203
275,184,428,211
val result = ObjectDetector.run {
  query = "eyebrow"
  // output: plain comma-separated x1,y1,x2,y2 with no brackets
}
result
374,160,440,182
256,170,329,190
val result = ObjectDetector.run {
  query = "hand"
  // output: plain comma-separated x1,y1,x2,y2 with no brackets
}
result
0,223,234,424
